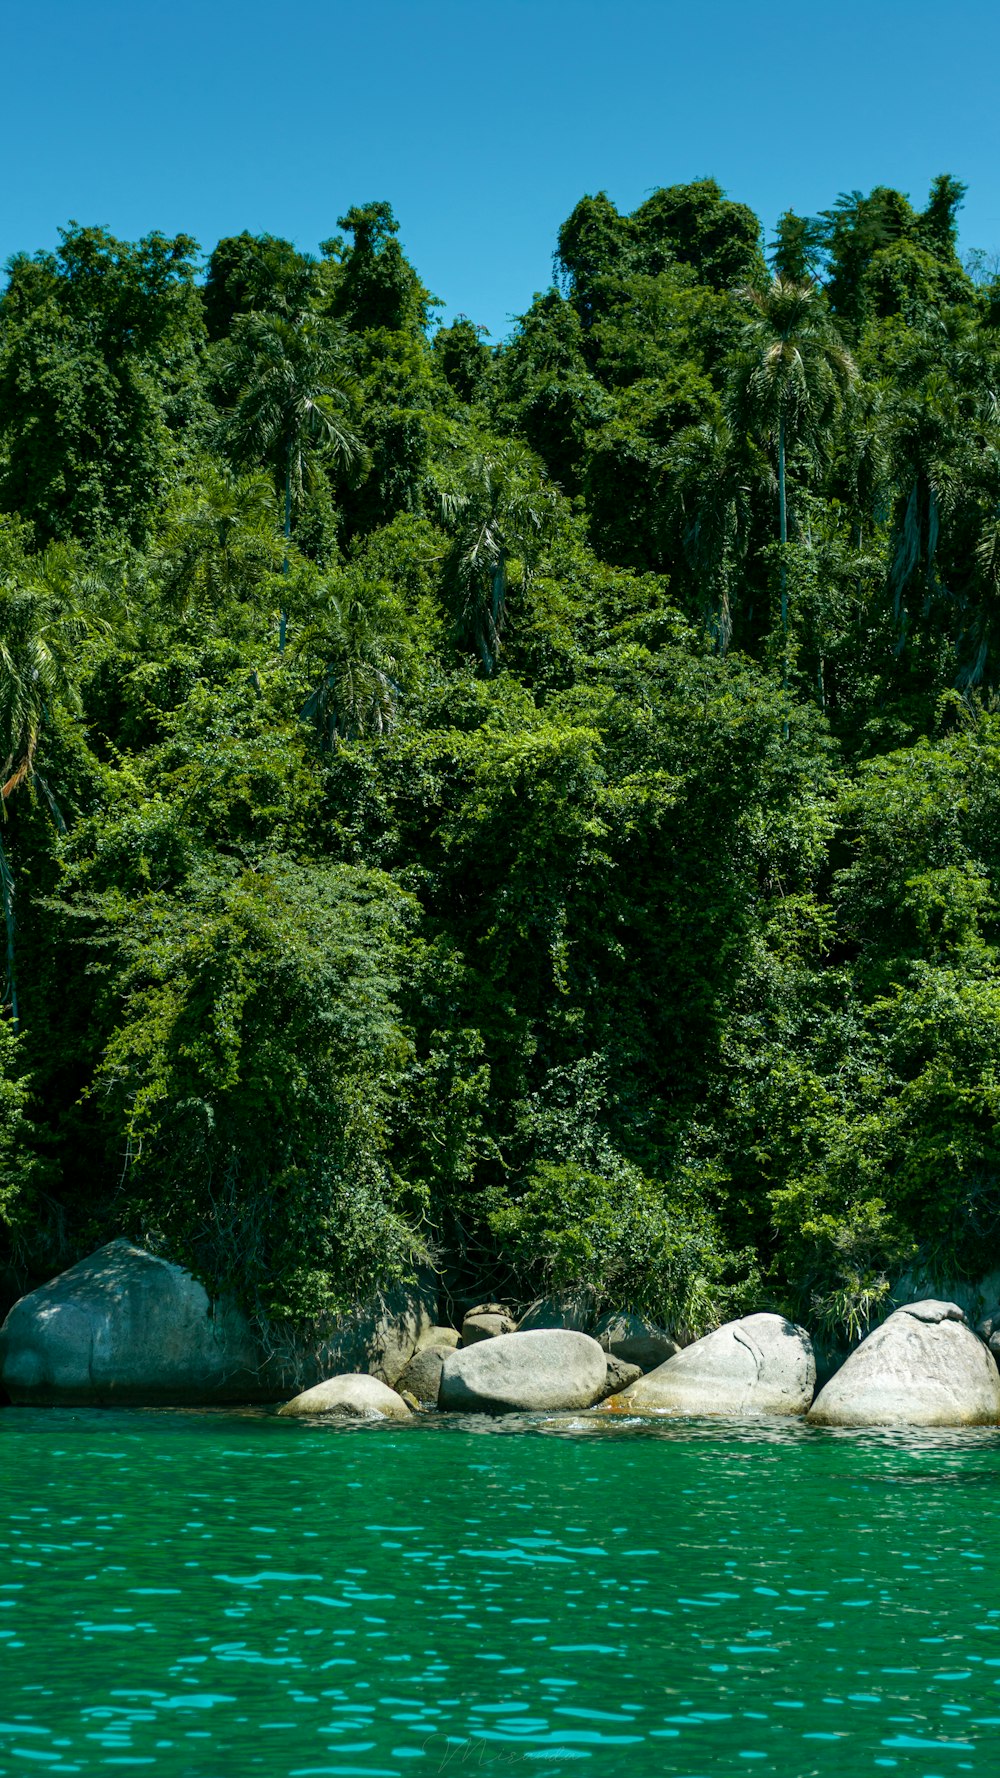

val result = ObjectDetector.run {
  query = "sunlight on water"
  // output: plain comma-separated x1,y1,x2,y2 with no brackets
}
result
1,1409,1000,1775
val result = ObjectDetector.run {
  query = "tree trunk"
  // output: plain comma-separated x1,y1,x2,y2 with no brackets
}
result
0,825,19,1035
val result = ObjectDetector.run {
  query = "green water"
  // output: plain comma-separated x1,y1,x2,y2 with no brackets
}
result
2,1411,1000,1776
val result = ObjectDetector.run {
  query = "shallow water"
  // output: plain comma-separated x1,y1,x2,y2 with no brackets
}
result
2,1409,1000,1776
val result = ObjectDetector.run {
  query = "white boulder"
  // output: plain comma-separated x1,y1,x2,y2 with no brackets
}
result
611,1312,815,1416
808,1300,1000,1427
439,1328,607,1413
277,1374,412,1419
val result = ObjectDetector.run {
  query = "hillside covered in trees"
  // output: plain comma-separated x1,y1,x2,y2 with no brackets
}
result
2,175,1000,1346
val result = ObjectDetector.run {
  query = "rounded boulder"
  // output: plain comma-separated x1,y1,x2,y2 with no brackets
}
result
460,1305,516,1346
808,1300,1000,1428
277,1374,412,1420
612,1312,815,1416
439,1328,607,1413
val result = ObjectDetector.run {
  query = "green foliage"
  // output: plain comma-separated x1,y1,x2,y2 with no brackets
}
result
0,225,206,544
490,1159,748,1337
88,856,423,1328
0,1023,50,1248
4,171,1000,1351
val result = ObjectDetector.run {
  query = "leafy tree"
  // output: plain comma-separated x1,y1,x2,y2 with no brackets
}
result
728,279,856,675
433,315,492,403
0,547,104,1027
326,202,433,335
438,444,558,671
0,225,205,544
203,232,316,339
218,310,364,645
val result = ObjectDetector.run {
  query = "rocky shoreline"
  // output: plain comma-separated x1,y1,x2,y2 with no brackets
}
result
4,1240,1000,1429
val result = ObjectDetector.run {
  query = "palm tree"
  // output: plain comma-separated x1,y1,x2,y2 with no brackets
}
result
728,280,856,683
0,548,100,1030
154,461,282,620
661,418,751,654
439,444,558,672
298,579,403,745
219,312,364,648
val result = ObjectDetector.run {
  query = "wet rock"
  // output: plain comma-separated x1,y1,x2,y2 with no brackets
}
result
0,1239,438,1405
595,1355,642,1403
460,1305,516,1346
808,1300,1000,1427
612,1313,815,1416
594,1309,678,1372
439,1329,607,1413
516,1287,598,1334
277,1374,412,1420
395,1343,454,1406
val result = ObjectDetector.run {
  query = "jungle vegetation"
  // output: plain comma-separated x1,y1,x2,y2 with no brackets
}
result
2,176,1000,1347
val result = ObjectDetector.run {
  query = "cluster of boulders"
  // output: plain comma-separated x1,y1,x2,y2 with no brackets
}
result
4,1243,1000,1429
276,1292,1000,1427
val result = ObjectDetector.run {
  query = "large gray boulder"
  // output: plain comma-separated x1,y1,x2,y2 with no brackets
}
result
277,1374,412,1420
439,1328,607,1413
612,1312,815,1416
0,1239,437,1406
0,1241,260,1406
594,1309,678,1372
808,1300,1000,1428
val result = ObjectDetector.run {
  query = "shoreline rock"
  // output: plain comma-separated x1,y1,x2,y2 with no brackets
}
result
440,1328,607,1413
516,1288,598,1334
0,1240,437,1406
808,1299,1000,1427
460,1305,516,1346
594,1309,678,1373
278,1374,412,1419
607,1313,815,1416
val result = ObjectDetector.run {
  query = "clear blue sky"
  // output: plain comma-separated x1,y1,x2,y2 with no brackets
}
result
4,0,1000,339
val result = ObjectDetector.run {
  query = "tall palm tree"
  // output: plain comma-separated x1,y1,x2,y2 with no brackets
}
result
298,580,403,746
661,418,751,654
154,461,282,620
728,280,856,682
219,312,364,648
439,444,558,673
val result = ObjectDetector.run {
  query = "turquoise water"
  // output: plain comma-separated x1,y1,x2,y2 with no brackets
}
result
2,1411,1000,1776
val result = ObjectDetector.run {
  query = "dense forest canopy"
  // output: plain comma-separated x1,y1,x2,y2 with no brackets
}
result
3,174,1000,1347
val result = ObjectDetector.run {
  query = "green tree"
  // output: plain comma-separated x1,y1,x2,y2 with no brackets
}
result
439,444,558,671
218,311,364,646
0,546,101,1027
203,232,316,340
0,225,205,545
728,279,856,678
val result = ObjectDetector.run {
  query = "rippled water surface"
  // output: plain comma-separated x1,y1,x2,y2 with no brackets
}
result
2,1408,1000,1775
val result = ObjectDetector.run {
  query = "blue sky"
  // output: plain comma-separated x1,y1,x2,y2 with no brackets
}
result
4,0,1000,338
